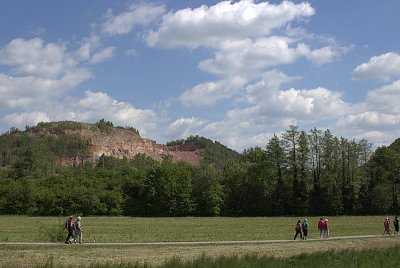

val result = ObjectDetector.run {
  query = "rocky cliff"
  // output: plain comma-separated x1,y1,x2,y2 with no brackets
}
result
51,122,203,166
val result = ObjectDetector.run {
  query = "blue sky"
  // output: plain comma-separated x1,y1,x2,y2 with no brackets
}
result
1,0,400,151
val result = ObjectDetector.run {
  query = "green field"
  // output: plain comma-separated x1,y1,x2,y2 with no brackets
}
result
1,216,399,267
0,215,390,243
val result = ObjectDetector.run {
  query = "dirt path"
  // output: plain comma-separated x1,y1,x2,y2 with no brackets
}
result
0,234,392,246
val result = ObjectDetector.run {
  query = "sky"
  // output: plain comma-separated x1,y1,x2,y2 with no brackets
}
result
1,0,400,152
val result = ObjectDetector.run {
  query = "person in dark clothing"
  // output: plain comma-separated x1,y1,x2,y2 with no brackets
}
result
65,215,75,244
302,219,309,240
394,216,399,235
294,220,303,240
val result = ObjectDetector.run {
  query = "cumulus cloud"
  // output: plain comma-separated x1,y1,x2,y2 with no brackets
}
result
352,52,400,81
199,38,351,76
179,76,247,107
102,3,166,35
73,90,158,135
305,44,353,65
1,111,50,129
165,117,208,139
366,79,400,113
0,37,120,111
0,90,159,137
0,38,75,79
146,0,314,48
142,1,348,79
198,37,308,76
174,70,351,151
0,70,91,109
331,79,400,148
337,112,400,132
276,87,348,119
242,70,349,121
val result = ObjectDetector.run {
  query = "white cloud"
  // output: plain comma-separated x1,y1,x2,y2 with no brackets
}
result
1,111,50,129
352,52,400,81
366,79,400,113
199,38,352,76
146,0,314,48
329,78,400,148
90,47,116,64
198,37,308,76
0,38,75,79
102,3,166,35
242,71,349,121
126,49,137,57
76,36,116,64
74,90,158,135
0,90,159,135
165,117,208,139
0,90,159,137
179,76,247,107
245,70,297,103
177,70,351,151
337,112,400,132
306,44,353,65
76,35,100,61
276,87,348,119
0,70,91,109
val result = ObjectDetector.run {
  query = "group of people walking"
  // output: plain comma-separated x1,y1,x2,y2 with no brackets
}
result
295,216,400,240
294,218,329,240
383,216,399,235
65,215,83,244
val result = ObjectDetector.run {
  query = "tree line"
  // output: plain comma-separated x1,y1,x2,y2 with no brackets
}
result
0,123,399,216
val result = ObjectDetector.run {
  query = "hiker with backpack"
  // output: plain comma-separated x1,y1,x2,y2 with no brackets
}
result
302,219,309,240
294,220,303,240
65,215,75,244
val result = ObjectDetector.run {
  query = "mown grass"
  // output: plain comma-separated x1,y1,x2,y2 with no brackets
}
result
2,235,400,267
161,245,400,268
26,244,400,268
0,215,389,243
1,216,398,267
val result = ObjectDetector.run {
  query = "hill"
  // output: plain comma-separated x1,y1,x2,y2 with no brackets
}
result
0,120,240,168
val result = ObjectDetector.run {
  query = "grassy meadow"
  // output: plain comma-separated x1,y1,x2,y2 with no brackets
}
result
1,216,400,267
0,215,390,243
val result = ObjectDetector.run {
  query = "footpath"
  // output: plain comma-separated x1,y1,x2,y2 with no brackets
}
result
0,234,392,246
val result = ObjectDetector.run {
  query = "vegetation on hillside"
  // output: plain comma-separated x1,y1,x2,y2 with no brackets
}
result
167,135,241,169
0,122,399,217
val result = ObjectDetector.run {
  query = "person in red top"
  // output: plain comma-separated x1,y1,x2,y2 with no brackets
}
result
383,217,391,235
293,220,303,240
65,215,75,244
318,218,324,238
323,219,329,239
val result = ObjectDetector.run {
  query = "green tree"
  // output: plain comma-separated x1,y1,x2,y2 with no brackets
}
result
266,134,287,215
192,165,224,216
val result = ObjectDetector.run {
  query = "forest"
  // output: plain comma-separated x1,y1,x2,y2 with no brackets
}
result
0,122,399,217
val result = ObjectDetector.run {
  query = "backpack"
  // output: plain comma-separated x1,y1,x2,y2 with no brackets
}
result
302,221,308,230
296,223,301,231
65,220,68,229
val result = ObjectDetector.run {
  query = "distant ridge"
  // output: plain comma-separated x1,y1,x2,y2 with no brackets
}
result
0,120,240,167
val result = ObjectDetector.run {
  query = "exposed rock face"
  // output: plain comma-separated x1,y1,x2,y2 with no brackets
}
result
61,126,203,166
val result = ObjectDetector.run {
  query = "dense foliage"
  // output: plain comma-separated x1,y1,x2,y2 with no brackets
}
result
0,122,399,216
